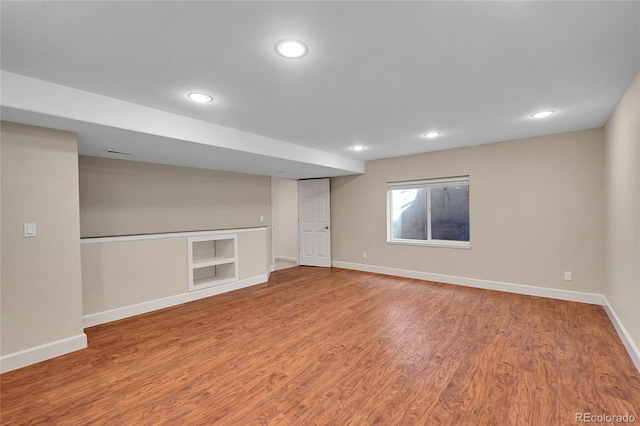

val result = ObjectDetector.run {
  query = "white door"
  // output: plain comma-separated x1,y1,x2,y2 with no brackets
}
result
298,179,331,267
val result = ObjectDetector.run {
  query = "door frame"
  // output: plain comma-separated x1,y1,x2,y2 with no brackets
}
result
298,178,331,267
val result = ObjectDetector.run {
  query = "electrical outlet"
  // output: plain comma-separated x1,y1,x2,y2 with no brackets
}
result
362,251,367,259
564,271,572,281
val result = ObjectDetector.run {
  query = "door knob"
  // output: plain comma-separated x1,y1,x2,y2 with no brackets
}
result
323,225,330,229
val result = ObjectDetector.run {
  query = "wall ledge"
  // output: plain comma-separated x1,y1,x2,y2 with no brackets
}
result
0,333,88,374
81,226,269,245
83,274,269,328
332,260,640,372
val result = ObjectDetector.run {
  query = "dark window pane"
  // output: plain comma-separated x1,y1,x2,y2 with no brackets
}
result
430,185,469,241
391,188,427,240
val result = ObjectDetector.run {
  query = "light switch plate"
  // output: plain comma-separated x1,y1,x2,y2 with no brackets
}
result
24,223,36,237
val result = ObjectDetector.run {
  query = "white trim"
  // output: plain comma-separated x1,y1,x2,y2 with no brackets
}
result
267,264,275,280
81,226,269,245
386,239,472,249
298,178,332,267
387,177,470,247
602,297,640,372
187,234,238,292
387,175,469,189
271,177,277,276
275,256,298,263
0,333,88,374
332,261,605,305
83,274,268,328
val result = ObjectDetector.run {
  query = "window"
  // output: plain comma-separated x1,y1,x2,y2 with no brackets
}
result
387,176,470,248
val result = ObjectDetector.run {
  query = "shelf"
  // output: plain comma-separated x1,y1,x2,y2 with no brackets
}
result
192,257,236,268
188,234,238,291
193,276,237,289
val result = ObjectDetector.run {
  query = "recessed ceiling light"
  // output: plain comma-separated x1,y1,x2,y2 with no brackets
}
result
275,40,308,59
531,110,555,119
352,145,365,151
423,131,441,138
188,92,213,103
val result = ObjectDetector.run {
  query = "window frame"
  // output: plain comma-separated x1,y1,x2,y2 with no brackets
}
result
386,176,471,249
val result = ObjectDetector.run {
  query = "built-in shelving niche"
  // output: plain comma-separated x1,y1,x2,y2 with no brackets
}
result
187,234,238,291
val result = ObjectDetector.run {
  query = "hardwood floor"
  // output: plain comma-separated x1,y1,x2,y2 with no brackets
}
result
2,267,639,425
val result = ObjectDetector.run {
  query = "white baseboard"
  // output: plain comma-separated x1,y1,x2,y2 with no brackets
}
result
602,297,640,372
0,333,88,374
83,274,269,328
332,261,640,373
267,264,275,280
332,261,605,305
275,256,298,263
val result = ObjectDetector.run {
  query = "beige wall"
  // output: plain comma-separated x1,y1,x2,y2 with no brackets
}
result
272,177,298,260
604,72,640,348
1,122,84,355
79,156,273,318
79,156,271,238
82,229,270,315
332,128,605,293
81,238,187,314
238,231,270,280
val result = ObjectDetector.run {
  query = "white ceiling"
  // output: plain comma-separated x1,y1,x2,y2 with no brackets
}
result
1,1,639,178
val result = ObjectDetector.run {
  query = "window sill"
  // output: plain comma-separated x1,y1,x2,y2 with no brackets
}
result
386,239,471,249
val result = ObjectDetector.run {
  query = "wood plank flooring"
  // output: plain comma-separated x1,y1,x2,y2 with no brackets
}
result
2,267,639,425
